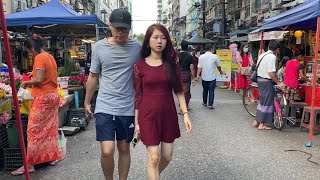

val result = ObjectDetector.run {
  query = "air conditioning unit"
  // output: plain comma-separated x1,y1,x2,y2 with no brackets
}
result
227,15,232,21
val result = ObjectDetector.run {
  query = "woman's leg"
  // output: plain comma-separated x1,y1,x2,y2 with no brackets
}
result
159,142,174,173
147,146,161,180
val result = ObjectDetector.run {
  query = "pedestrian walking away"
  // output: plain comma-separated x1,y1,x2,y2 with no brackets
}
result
196,44,224,109
178,40,195,114
133,24,192,180
12,34,60,175
254,40,285,130
84,9,142,180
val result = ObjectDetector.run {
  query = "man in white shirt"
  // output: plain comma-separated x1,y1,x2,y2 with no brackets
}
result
196,44,223,109
254,40,285,130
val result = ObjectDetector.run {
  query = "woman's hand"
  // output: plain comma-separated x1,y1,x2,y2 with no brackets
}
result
134,123,140,140
183,114,192,133
20,82,28,89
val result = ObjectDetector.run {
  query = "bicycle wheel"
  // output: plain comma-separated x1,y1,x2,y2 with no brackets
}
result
273,91,285,131
243,85,259,117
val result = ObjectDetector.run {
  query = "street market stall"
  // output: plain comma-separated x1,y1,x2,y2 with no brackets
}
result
0,0,98,177
260,0,320,146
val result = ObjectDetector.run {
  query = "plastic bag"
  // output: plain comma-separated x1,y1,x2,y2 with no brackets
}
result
18,87,33,102
20,101,32,115
58,128,67,160
57,87,65,99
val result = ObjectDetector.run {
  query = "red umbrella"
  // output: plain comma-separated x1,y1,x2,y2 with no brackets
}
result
0,0,30,179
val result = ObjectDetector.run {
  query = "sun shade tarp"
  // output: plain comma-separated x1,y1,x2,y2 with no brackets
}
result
4,0,100,26
261,0,320,31
184,33,215,45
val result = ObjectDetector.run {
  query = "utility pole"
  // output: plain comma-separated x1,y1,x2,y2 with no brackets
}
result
202,0,206,38
221,0,226,48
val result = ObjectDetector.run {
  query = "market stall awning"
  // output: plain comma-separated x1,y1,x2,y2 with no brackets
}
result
4,0,103,27
184,33,215,45
261,0,320,31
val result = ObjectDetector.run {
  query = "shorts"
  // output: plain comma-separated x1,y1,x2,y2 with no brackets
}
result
95,113,135,143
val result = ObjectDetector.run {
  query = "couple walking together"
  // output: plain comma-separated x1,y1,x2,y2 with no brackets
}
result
84,9,192,180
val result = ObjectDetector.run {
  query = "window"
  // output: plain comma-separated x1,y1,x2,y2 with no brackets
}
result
245,0,250,18
238,0,242,8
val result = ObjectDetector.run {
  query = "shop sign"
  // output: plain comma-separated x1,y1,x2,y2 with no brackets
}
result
248,31,288,42
216,50,232,82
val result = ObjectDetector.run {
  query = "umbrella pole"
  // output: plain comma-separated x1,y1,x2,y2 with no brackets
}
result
0,1,30,179
306,17,320,147
259,32,264,55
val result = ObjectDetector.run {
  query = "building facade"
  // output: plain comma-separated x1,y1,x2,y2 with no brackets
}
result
167,0,306,47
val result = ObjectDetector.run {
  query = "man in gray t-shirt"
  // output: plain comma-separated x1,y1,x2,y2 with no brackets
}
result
84,9,141,180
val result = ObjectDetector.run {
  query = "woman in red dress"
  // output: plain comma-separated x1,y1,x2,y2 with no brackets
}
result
236,43,253,96
134,24,192,179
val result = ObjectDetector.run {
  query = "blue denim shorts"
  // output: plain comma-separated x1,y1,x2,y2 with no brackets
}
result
95,113,134,143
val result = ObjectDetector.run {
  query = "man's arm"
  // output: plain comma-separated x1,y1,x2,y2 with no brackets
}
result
217,66,223,75
268,72,285,89
196,68,202,81
84,72,99,119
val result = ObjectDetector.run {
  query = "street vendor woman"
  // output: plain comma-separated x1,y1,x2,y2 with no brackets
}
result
12,33,60,175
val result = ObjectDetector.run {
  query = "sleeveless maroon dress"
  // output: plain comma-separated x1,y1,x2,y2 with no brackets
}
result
134,59,183,146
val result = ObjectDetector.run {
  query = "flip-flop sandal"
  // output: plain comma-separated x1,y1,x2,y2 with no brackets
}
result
258,126,272,130
11,168,35,176
48,160,59,166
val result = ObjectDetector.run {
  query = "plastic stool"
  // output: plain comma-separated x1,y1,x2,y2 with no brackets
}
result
288,102,308,123
300,106,320,133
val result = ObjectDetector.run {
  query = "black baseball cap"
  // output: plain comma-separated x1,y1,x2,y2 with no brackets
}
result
109,9,132,30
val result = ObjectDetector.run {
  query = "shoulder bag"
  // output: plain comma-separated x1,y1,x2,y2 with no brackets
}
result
250,53,270,83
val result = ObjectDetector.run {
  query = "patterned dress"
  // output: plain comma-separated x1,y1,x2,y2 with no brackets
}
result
27,53,60,165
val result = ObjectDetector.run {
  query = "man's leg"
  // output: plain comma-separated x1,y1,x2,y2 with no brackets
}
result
208,80,216,106
100,141,116,180
147,146,161,180
159,142,174,174
117,140,131,180
202,80,209,105
95,113,117,180
115,116,135,180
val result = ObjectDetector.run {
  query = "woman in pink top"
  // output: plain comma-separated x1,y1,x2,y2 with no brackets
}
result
283,51,310,101
236,43,253,96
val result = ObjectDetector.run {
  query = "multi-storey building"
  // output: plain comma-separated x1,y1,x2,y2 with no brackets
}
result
157,0,169,28
186,0,201,39
168,0,307,47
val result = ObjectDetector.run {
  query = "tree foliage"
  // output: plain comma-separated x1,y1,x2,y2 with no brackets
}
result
133,33,145,43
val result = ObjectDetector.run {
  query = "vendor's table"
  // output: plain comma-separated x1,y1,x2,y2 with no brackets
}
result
301,84,320,107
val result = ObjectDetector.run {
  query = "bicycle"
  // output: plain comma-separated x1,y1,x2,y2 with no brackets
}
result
243,83,259,117
243,84,296,131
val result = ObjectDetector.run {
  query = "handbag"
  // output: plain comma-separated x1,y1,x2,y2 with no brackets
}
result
250,53,270,82
240,67,252,76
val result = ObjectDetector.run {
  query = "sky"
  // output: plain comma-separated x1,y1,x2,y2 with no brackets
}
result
132,0,158,35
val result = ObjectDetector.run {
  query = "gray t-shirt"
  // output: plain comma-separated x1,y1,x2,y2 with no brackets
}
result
90,38,142,116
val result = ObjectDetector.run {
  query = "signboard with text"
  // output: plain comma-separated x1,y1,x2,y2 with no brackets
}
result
216,50,232,82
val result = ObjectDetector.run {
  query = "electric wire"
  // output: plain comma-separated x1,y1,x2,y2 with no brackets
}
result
284,150,320,166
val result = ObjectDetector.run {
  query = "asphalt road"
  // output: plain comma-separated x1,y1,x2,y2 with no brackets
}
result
1,82,320,180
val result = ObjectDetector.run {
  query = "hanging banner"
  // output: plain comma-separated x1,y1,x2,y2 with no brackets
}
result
216,50,232,82
229,43,238,70
248,31,288,42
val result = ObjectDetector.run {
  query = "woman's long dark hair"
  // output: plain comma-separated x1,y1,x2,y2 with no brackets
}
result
140,24,181,92
24,34,44,54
